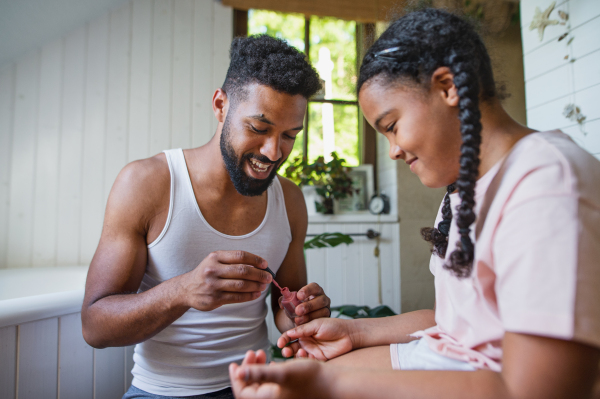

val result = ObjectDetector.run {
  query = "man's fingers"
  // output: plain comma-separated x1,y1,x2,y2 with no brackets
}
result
219,264,272,284
297,282,325,301
295,294,330,316
213,250,268,269
219,279,268,293
219,291,262,304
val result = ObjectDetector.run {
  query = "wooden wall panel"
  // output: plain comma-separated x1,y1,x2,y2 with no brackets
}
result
7,52,39,268
0,65,15,269
80,16,110,264
94,347,126,399
171,0,194,150
59,313,94,399
193,0,215,147
149,0,173,155
56,28,86,266
103,4,132,206
32,40,62,268
211,1,233,136
18,318,59,399
0,326,17,399
128,0,153,163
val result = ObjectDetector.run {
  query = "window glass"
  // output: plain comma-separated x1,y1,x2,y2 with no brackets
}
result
248,10,305,51
310,16,357,101
308,103,359,166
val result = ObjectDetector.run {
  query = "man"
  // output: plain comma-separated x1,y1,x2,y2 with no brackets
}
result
81,35,330,399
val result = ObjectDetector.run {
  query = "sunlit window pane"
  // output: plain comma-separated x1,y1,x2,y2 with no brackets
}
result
308,103,359,166
310,16,357,101
248,10,306,52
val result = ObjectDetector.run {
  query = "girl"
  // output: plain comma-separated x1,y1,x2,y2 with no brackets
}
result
229,8,600,399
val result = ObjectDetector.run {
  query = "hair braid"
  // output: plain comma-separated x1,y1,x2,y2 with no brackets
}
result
421,183,455,258
445,52,482,277
358,8,495,278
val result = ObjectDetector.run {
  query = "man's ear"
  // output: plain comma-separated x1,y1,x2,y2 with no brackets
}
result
431,67,459,107
212,88,229,123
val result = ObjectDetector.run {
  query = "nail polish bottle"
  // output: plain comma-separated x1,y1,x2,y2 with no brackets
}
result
279,287,303,320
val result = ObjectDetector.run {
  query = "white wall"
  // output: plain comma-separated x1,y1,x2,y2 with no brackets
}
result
0,0,233,269
521,0,600,158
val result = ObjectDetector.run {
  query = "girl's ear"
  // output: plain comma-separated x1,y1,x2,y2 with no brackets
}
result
431,67,459,107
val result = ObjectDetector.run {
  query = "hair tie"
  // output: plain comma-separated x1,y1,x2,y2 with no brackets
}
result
437,220,451,236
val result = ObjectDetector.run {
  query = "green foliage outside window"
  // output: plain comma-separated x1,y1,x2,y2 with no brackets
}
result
248,10,360,170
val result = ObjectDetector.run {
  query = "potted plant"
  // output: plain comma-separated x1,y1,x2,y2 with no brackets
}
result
284,152,354,214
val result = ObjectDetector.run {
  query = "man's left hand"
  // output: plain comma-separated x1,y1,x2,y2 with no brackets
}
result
290,283,331,325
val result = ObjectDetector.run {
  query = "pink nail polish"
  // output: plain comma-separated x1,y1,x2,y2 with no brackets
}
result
280,287,302,319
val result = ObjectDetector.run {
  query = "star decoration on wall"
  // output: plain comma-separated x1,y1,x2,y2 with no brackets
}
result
529,1,559,41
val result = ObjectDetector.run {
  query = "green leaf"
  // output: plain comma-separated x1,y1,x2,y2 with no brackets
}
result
304,233,354,250
367,305,397,318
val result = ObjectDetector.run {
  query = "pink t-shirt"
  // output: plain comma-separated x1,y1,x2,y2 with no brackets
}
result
412,130,600,372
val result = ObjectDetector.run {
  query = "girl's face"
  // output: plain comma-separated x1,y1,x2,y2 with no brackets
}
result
358,77,463,188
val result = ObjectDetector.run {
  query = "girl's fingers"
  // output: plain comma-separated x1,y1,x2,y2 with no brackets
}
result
237,364,285,385
242,350,256,366
256,349,267,364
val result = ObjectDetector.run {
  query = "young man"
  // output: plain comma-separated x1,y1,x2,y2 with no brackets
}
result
81,35,330,399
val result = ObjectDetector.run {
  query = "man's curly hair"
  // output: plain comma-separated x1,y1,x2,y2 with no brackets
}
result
222,34,322,103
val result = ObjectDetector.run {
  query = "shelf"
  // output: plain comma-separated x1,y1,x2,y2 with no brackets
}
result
308,213,399,224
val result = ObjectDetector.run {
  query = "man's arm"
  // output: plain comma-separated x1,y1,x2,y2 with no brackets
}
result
271,177,330,332
82,155,271,348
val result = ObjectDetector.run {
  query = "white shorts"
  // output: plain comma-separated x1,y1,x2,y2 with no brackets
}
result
390,338,476,371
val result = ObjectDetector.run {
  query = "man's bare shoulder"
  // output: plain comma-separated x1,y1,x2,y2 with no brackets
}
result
106,153,170,228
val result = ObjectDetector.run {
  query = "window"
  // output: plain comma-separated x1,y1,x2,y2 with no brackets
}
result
247,10,363,169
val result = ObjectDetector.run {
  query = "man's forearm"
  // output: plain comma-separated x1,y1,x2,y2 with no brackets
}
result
352,309,436,349
82,275,190,348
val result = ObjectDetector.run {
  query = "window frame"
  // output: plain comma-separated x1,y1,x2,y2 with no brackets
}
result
234,10,378,188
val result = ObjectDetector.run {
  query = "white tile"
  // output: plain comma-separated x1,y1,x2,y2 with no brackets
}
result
525,63,571,108
569,0,600,29
521,0,569,54
573,49,600,92
563,118,600,153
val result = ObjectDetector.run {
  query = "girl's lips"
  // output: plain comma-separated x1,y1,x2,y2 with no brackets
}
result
407,158,418,171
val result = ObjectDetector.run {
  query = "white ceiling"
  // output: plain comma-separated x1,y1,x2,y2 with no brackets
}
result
0,0,128,67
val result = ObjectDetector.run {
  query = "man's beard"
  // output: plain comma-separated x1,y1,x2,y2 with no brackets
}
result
220,115,282,197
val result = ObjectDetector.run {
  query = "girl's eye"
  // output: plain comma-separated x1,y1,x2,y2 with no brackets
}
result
386,122,396,133
250,125,268,133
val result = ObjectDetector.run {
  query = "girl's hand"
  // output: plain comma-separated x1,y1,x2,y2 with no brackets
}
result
277,318,355,360
229,358,331,399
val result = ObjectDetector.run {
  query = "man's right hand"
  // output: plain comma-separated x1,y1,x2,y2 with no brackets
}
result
277,318,355,361
181,250,272,312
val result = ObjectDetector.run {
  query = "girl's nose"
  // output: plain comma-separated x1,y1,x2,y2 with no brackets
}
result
389,145,403,160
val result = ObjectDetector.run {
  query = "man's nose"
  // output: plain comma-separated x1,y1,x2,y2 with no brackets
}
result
260,135,283,162
389,144,404,161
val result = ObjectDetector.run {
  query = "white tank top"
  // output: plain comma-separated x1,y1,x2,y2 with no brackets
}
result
131,149,292,396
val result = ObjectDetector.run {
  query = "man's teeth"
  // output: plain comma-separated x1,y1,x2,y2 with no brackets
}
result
249,159,269,173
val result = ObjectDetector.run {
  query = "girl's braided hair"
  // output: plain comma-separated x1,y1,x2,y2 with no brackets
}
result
357,8,497,278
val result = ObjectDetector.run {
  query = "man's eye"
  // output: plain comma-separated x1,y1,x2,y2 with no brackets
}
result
284,134,297,140
250,125,268,133
386,122,396,133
